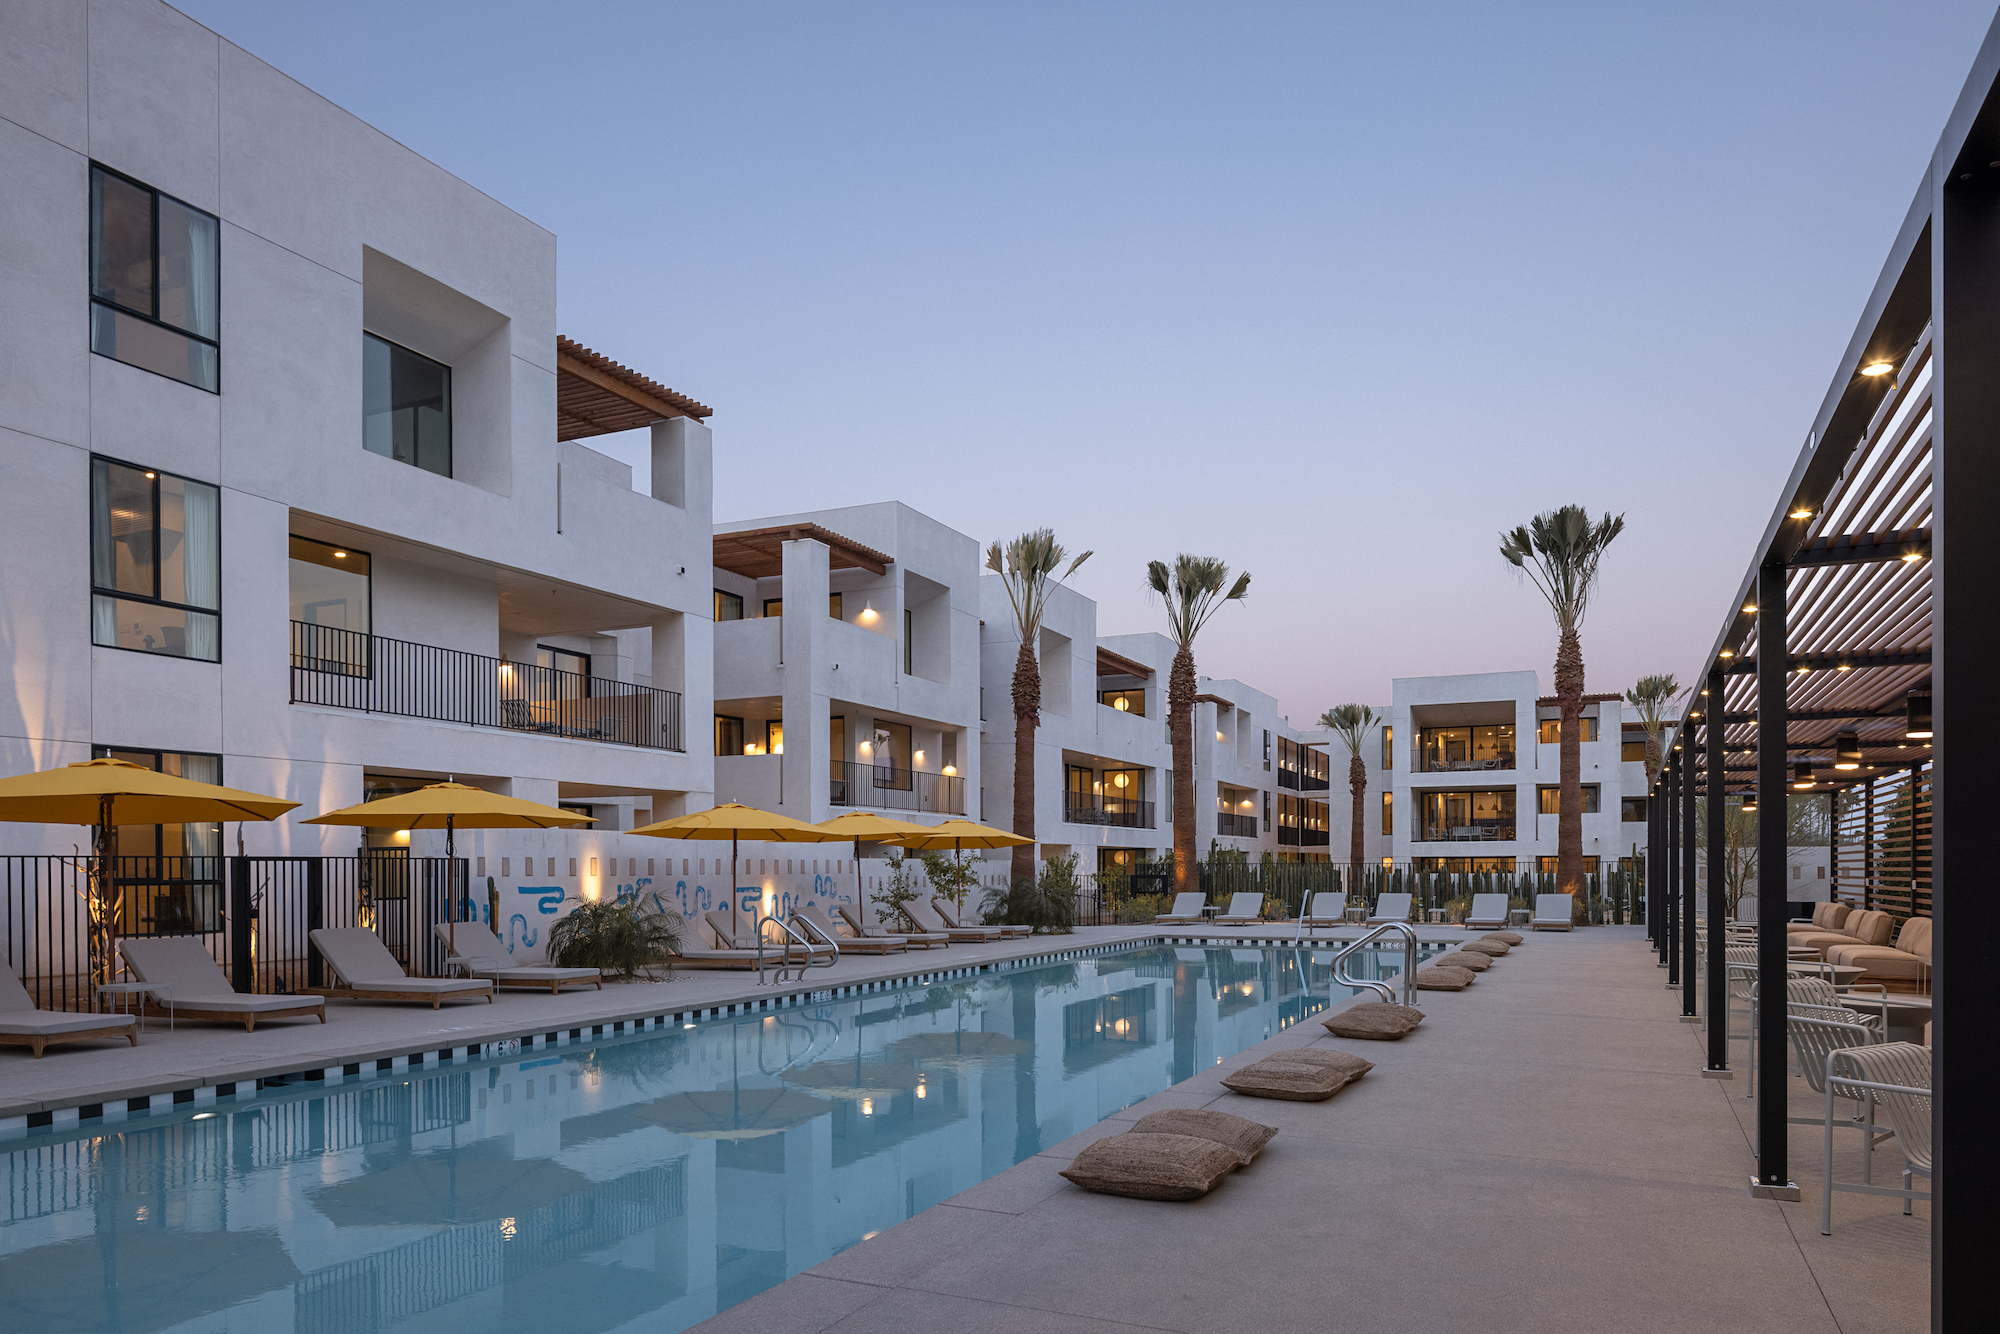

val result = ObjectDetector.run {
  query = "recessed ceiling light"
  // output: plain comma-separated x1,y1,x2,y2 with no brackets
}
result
1860,361,1895,377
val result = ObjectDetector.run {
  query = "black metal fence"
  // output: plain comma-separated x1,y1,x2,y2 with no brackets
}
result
2,853,467,1011
291,621,685,752
829,760,966,815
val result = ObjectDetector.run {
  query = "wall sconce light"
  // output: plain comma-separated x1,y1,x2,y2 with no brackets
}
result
942,764,956,776
913,750,925,764
1834,731,1862,770
1216,731,1226,741
1792,761,1816,790
1906,689,1932,739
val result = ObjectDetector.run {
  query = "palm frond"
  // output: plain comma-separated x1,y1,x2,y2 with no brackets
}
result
1147,552,1251,648
1318,703,1379,758
1498,504,1626,630
989,528,1091,645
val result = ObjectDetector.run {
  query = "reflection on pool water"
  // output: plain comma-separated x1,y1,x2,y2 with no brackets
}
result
0,942,1434,1334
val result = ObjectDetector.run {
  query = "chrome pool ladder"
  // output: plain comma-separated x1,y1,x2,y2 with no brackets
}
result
1324,921,1420,1007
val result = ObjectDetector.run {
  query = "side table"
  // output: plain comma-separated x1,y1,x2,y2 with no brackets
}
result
97,982,172,1033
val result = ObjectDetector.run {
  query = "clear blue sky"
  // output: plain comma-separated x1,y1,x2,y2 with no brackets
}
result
179,0,1995,722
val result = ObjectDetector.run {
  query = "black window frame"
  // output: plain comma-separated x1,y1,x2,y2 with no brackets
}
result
90,453,223,662
90,744,226,935
88,162,221,393
715,714,746,757
715,590,744,621
1537,783,1603,815
362,331,453,478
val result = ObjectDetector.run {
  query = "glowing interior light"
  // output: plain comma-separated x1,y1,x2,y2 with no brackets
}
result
861,1098,874,1116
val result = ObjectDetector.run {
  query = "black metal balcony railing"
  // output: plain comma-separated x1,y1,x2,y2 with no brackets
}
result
1419,824,1516,842
829,760,966,815
291,621,685,751
1064,797,1155,829
1277,826,1331,847
1216,812,1259,838
1417,753,1516,774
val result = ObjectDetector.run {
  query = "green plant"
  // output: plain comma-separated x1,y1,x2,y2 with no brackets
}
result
982,853,1079,934
1624,674,1683,787
546,896,682,980
1121,892,1169,924
917,850,979,910
1148,553,1251,897
1320,703,1382,869
988,530,1093,881
872,850,923,930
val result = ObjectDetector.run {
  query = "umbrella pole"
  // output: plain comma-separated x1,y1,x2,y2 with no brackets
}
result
732,832,740,936
447,815,457,955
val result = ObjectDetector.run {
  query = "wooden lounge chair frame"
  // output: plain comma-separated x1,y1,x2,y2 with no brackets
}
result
1,1022,139,1058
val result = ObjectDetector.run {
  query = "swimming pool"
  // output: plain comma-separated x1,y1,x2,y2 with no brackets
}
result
0,941,1433,1333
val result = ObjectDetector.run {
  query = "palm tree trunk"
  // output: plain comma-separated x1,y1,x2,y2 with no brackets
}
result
1348,754,1367,870
1643,734,1661,787
1555,624,1585,904
1010,640,1040,883
1168,645,1197,896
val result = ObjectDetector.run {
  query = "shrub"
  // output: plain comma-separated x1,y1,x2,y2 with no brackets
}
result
547,896,682,980
917,850,979,911
1121,892,1169,924
872,851,924,930
982,853,1079,934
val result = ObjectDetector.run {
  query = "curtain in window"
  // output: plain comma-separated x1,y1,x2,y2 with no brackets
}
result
89,459,115,590
91,594,118,648
184,206,218,387
182,479,220,661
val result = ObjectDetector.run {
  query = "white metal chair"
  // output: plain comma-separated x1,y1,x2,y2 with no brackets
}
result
1821,1042,1931,1235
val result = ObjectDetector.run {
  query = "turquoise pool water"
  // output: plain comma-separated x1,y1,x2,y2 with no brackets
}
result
0,942,1431,1333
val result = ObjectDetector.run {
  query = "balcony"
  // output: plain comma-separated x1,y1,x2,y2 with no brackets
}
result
1418,824,1516,842
829,760,966,815
1064,796,1156,829
291,621,685,751
1216,812,1258,838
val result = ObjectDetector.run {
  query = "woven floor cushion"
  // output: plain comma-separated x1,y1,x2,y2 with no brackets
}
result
1131,1108,1278,1164
1459,939,1509,956
1485,931,1524,945
1414,965,1477,991
1431,951,1492,971
1059,1132,1243,1200
1220,1055,1360,1102
1322,1001,1425,1040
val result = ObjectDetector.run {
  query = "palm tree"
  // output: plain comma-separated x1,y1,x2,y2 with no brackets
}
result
1500,505,1626,901
1147,555,1251,896
987,531,1092,882
1319,705,1380,871
1624,673,1682,786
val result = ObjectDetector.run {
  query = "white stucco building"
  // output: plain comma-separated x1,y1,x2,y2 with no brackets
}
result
0,1,715,899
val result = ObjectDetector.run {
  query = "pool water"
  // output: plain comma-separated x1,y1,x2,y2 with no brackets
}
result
0,942,1432,1334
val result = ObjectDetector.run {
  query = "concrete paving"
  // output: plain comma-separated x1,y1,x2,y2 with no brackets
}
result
693,926,1931,1334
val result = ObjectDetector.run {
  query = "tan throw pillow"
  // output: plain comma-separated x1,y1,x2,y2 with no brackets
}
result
1415,965,1476,990
1322,1001,1425,1040
1459,939,1508,956
1131,1108,1279,1164
1485,931,1525,945
1432,951,1492,971
1059,1132,1243,1200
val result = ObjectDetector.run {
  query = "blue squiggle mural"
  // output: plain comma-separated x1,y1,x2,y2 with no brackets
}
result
507,913,539,951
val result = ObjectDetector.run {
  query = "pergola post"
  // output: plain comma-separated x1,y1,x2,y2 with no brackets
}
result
1665,747,1680,988
1752,557,1797,1198
1649,782,1665,956
1704,666,1729,1072
1680,727,1698,1016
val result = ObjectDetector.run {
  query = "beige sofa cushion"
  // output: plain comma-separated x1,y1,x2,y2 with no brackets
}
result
1789,902,1851,935
1131,1109,1279,1164
1059,1132,1242,1200
1893,915,1932,960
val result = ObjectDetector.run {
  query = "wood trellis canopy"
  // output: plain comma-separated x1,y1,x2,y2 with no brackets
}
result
556,335,712,441
711,525,892,580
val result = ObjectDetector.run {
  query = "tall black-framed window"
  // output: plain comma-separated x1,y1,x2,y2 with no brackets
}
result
904,609,914,674
91,456,221,661
536,645,591,699
363,332,452,477
89,164,220,392
91,745,224,935
714,590,744,621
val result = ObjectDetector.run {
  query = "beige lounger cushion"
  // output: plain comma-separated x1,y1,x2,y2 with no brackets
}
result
1059,1132,1242,1201
0,965,139,1044
119,939,326,1011
1415,965,1477,991
432,922,600,984
1322,1001,1425,1040
1825,917,1932,980
1155,893,1208,923
1431,951,1492,972
1131,1109,1278,1164
1459,938,1508,956
1484,931,1525,946
1221,1054,1362,1102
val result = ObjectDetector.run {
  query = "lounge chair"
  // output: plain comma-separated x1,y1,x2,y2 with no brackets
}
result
936,897,1027,939
1155,893,1208,925
1213,893,1264,926
1464,893,1511,930
797,904,907,954
1,963,136,1057
308,928,495,1007
668,922,765,970
829,903,928,950
120,937,328,1031
1530,895,1574,931
432,922,603,994
1297,893,1346,928
1367,893,1413,925
903,898,1004,943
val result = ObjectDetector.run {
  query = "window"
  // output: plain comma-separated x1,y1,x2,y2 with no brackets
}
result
1417,788,1516,841
89,164,219,392
764,720,784,755
363,333,452,476
1066,764,1094,807
1538,717,1600,743
1382,725,1394,769
762,598,783,618
1101,688,1145,716
1538,856,1601,874
91,457,221,661
904,609,914,674
1418,724,1515,772
93,746,224,935
830,717,846,775
1381,791,1393,835
1621,796,1648,822
1263,791,1271,832
1263,730,1272,771
829,593,843,620
714,590,744,621
536,646,590,699
1537,784,1601,814
868,721,913,790
714,714,744,757
1622,739,1647,762
290,536,370,674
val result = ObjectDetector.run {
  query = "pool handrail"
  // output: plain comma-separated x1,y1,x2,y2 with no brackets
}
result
1327,921,1420,1007
756,913,825,985
788,909,842,968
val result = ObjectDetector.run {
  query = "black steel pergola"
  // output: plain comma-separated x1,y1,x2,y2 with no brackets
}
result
1642,24,2000,1326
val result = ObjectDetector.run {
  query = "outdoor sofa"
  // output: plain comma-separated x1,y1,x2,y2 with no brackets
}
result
1823,915,1932,990
1791,909,1897,959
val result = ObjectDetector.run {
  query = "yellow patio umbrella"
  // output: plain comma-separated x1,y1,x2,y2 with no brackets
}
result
889,817,1032,862
0,757,300,986
813,810,935,863
628,803,846,933
301,782,594,952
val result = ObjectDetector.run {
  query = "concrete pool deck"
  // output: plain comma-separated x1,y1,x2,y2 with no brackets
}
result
696,925,1931,1334
0,921,1462,1129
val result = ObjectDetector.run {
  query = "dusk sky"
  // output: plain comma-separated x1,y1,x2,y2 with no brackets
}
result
180,1,1995,723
